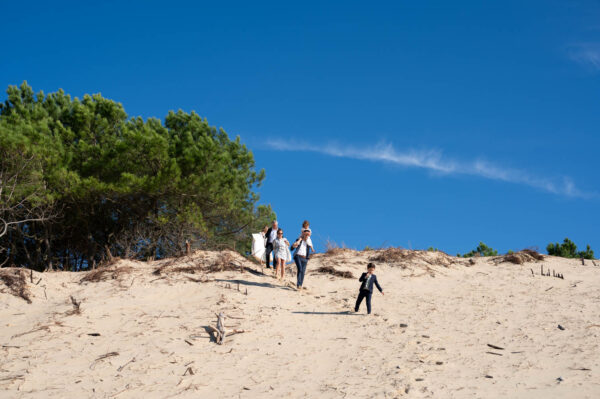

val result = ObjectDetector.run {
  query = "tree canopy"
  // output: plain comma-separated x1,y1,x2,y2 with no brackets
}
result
547,238,594,260
0,82,274,271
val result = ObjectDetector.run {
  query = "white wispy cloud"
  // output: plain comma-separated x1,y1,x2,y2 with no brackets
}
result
267,139,592,198
567,43,600,71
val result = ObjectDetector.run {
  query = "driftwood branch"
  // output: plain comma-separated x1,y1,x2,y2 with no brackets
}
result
205,312,247,344
216,312,226,344
205,313,228,344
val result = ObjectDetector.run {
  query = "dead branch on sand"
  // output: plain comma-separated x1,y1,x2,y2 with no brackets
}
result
0,268,31,303
65,296,81,315
90,351,119,370
79,266,133,284
11,325,51,339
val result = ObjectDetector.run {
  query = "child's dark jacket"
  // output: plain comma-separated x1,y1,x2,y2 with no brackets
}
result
358,272,383,293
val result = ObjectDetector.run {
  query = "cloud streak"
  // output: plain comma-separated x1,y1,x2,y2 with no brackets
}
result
567,43,600,71
267,139,592,198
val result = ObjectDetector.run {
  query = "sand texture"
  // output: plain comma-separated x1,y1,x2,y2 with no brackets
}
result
1,249,599,398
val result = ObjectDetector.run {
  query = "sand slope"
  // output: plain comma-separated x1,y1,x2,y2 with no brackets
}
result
1,250,599,398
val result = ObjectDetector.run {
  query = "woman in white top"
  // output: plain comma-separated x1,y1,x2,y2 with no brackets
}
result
273,228,290,281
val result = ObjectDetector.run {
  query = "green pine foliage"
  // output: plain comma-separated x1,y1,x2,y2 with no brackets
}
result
546,238,595,260
462,242,498,258
0,82,275,270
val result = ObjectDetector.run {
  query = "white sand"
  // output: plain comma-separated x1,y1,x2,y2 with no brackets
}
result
1,250,599,398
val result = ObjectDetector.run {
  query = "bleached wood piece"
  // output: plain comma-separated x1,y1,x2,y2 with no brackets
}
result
215,312,226,345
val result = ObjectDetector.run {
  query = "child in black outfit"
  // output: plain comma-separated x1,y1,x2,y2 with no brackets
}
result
355,263,384,314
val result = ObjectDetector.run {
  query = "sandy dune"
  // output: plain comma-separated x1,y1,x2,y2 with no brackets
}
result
1,249,599,398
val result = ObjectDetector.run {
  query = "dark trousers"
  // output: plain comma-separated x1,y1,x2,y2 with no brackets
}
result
294,255,308,288
355,289,372,314
265,243,276,267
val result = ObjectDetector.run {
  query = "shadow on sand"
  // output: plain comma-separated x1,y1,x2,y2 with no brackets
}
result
215,278,295,291
291,311,359,316
202,326,218,343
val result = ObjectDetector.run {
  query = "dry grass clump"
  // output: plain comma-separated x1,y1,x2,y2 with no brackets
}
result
496,250,545,265
80,266,133,284
370,248,410,263
324,247,347,257
0,268,31,303
315,266,354,279
206,253,242,273
156,260,204,275
521,249,545,261
322,240,352,257
369,248,464,271
153,253,243,276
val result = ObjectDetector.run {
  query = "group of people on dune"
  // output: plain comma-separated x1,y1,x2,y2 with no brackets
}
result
256,220,384,314
259,220,314,290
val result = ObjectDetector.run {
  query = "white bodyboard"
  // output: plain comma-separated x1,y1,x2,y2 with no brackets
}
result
251,233,266,262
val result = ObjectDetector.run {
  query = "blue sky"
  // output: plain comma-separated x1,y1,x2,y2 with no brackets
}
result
2,0,599,255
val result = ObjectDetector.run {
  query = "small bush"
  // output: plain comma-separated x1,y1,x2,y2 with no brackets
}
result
462,242,498,258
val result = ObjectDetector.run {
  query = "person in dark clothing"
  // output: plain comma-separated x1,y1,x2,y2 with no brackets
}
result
264,220,278,268
291,229,312,289
355,263,384,314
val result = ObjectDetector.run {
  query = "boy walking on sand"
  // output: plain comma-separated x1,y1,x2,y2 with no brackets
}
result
355,263,384,314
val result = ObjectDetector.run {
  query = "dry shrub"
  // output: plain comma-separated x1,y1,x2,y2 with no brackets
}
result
153,253,243,276
80,266,133,284
316,266,354,279
0,268,31,303
497,250,545,265
502,254,524,264
206,253,242,273
521,249,545,261
160,260,205,275
369,248,462,270
370,248,410,263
